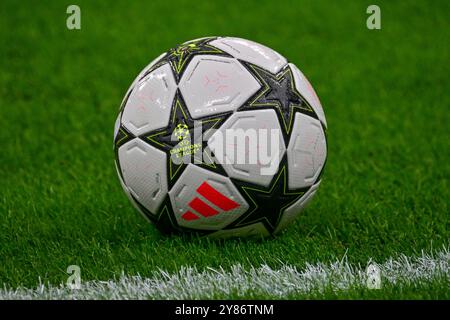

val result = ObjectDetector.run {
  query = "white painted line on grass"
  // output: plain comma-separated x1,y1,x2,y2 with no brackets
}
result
1,248,448,299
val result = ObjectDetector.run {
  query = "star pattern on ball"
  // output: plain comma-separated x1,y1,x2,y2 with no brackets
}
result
166,38,228,81
114,124,133,149
137,38,230,83
114,123,135,182
137,197,214,236
242,64,316,137
229,165,306,233
141,92,229,186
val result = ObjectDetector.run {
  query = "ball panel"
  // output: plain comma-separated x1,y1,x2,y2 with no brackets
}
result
209,222,270,238
287,113,326,189
168,164,249,230
274,180,320,234
118,138,168,214
121,63,176,136
289,63,327,127
113,112,121,143
137,52,167,79
119,52,167,112
209,37,287,74
182,36,218,44
114,161,154,223
208,109,286,187
179,55,260,119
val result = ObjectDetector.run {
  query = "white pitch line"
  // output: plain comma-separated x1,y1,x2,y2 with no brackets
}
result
1,248,448,299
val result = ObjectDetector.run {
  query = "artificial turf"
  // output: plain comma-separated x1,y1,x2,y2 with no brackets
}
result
0,0,448,298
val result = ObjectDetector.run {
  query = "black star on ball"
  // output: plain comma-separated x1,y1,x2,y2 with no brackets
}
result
227,165,308,233
241,64,316,139
140,92,230,187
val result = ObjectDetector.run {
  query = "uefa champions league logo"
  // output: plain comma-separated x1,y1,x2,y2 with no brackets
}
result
174,124,190,141
170,122,203,162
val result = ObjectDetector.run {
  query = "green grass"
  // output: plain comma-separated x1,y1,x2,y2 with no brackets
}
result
0,0,449,298
281,279,450,300
225,279,450,300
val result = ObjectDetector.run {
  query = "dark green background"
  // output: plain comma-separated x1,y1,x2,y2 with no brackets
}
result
0,0,448,298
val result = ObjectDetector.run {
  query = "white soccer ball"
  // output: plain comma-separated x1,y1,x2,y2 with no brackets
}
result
114,37,327,237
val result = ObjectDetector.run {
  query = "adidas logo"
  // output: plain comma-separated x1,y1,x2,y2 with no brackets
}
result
181,181,240,221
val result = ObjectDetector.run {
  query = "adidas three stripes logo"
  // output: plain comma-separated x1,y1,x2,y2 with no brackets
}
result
181,181,240,221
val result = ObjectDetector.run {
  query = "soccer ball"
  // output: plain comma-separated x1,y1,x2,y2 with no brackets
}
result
113,37,327,238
